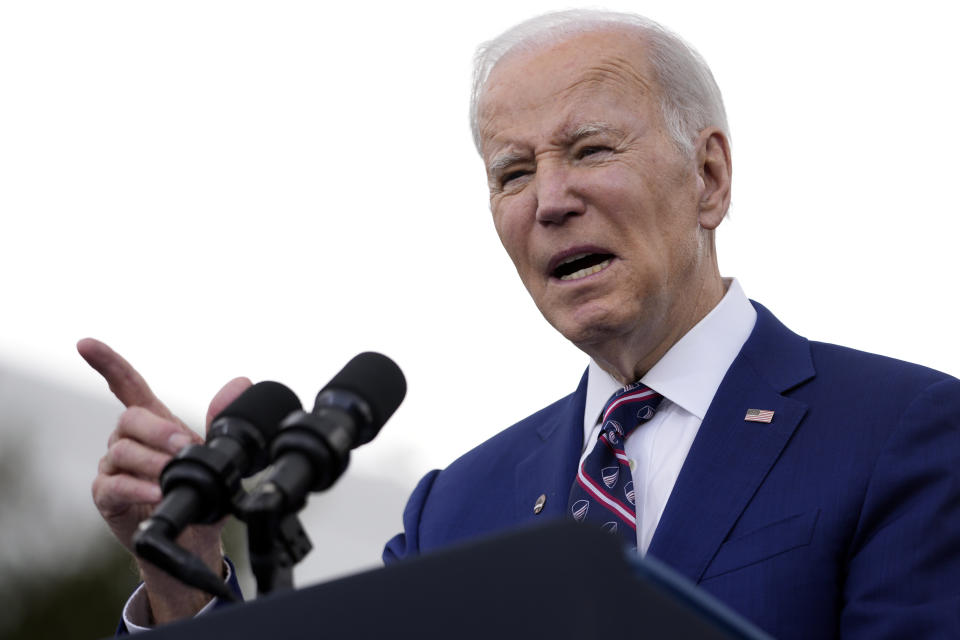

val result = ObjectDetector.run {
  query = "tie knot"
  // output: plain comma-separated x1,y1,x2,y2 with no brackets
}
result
599,384,663,442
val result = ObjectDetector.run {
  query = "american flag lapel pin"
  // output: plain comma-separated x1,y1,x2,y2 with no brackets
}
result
744,408,774,423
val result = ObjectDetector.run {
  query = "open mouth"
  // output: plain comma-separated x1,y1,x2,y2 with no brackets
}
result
552,253,615,281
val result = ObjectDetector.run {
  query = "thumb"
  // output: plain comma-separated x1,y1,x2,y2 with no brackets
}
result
205,377,254,431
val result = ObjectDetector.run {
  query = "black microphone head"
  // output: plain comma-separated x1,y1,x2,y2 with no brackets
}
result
317,352,406,432
209,380,303,445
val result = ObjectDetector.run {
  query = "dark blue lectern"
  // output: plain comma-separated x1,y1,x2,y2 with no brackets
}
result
132,521,771,639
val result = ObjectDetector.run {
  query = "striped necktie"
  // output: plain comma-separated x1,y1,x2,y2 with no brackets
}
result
568,383,663,547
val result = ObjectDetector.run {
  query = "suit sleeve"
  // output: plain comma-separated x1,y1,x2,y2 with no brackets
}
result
382,469,441,565
841,376,960,638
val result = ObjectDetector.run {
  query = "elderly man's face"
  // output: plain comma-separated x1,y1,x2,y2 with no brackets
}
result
478,30,724,361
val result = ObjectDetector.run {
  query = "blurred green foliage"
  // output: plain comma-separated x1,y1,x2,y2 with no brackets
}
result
0,430,249,640
0,543,139,640
0,521,249,640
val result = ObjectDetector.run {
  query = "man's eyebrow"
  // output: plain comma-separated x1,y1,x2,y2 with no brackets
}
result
487,151,526,174
486,123,623,174
567,122,623,141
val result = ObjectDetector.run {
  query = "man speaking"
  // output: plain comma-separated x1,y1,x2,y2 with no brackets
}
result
84,9,960,639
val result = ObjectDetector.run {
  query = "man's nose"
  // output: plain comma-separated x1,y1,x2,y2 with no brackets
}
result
534,164,585,225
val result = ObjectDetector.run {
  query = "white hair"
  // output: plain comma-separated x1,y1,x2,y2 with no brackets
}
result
470,9,729,157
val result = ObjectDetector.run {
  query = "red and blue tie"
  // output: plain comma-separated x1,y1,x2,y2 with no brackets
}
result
568,383,663,547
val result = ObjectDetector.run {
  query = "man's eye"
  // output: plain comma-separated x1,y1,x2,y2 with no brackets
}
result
501,169,530,185
577,145,611,159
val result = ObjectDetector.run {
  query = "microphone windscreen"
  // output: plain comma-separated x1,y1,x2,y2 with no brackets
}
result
320,352,406,429
212,380,303,442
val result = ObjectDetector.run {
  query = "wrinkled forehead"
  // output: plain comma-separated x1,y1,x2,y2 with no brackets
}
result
477,28,658,151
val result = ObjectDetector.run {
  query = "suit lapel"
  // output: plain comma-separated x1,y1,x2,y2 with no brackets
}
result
513,371,589,525
647,303,815,583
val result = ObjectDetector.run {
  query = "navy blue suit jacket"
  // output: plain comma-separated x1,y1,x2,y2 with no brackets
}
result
384,303,960,639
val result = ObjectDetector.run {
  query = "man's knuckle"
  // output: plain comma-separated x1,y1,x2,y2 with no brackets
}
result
117,407,140,432
109,437,133,461
92,475,118,510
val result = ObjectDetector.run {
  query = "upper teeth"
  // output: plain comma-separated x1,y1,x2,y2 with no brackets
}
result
558,253,590,266
560,258,612,281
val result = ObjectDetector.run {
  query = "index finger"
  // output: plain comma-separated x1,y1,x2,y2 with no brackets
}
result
77,337,176,420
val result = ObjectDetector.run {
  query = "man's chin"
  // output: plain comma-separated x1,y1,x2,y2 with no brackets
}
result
547,310,627,353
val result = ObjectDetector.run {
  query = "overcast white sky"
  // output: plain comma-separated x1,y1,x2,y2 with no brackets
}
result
2,1,959,492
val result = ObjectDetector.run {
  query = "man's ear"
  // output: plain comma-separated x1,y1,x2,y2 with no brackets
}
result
695,128,732,230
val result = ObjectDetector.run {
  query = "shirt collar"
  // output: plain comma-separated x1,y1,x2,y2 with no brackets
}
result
583,278,757,436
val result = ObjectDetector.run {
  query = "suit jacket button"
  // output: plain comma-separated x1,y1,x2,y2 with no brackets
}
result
533,494,546,514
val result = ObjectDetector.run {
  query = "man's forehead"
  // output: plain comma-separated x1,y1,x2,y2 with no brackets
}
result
477,29,657,152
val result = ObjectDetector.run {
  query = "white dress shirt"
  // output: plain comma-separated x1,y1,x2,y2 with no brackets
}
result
581,278,756,554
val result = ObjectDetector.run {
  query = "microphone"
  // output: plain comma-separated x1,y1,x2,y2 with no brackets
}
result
133,381,302,597
252,352,406,513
